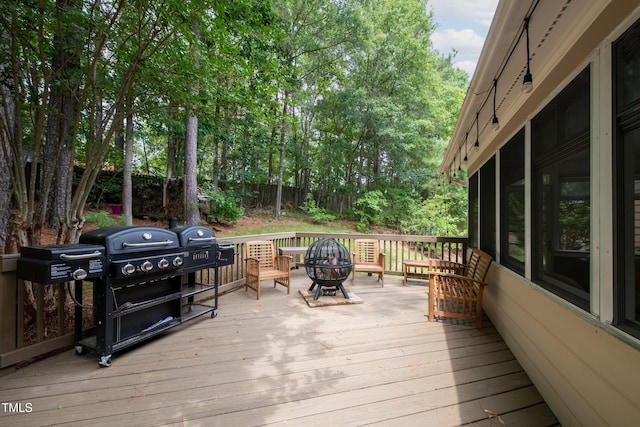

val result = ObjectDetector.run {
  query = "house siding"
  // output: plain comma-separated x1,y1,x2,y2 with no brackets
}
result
484,265,640,426
444,1,640,425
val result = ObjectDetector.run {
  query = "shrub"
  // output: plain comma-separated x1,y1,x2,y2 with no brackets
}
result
200,184,244,224
84,210,119,228
403,192,467,236
300,193,338,224
353,190,388,231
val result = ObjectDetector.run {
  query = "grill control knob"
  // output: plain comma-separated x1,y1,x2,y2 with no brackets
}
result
72,268,88,281
122,263,136,276
141,261,153,272
173,256,184,267
158,258,170,269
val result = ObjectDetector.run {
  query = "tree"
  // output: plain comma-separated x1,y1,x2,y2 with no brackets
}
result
0,0,223,247
270,0,359,218
184,16,201,225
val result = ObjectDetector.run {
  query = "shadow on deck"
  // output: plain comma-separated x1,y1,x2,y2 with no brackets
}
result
0,270,559,426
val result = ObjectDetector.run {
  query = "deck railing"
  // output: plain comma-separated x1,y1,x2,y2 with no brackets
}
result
0,232,466,370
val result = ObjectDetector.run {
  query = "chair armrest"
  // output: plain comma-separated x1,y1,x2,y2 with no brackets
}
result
274,255,292,271
429,271,487,292
246,258,260,275
378,252,386,267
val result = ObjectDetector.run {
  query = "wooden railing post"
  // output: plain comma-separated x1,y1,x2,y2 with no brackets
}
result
0,255,19,369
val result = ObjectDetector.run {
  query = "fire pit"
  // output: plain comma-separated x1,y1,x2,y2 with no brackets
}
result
304,238,352,300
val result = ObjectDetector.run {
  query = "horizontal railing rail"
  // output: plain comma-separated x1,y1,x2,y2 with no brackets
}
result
0,232,466,371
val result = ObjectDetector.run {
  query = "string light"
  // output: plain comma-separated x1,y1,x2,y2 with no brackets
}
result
474,112,480,152
492,79,500,130
522,17,533,93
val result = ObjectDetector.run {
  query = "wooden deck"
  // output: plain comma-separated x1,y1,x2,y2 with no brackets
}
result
0,270,559,426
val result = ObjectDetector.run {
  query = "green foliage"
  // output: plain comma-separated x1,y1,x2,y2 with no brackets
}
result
200,184,245,225
353,190,388,231
1,0,471,244
402,189,467,236
383,189,419,229
300,193,338,224
84,211,120,228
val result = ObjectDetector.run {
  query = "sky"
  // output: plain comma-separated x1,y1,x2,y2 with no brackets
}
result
428,0,500,77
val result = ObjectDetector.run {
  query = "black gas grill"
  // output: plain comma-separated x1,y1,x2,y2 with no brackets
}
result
80,226,185,282
16,225,234,368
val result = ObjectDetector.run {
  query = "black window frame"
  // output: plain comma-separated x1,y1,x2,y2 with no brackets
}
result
468,172,479,248
613,18,640,338
500,129,526,275
480,156,496,258
531,66,591,311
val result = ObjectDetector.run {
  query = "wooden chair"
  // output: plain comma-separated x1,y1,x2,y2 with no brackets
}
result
245,241,292,300
428,248,493,329
352,239,385,287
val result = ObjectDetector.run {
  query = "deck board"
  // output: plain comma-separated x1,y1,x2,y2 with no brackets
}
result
0,270,559,426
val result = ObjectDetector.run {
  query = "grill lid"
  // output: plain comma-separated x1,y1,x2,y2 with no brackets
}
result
170,225,217,248
79,226,180,255
20,243,105,261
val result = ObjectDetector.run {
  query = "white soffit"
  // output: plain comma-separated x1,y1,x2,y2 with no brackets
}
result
441,0,611,175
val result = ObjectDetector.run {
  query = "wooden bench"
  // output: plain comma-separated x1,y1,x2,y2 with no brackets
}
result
428,248,493,330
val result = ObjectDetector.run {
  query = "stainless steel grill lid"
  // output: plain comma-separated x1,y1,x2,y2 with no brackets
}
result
79,226,180,256
170,225,217,248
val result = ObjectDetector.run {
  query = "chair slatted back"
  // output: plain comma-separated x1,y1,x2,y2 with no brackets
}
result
353,239,380,264
464,248,492,282
247,241,275,270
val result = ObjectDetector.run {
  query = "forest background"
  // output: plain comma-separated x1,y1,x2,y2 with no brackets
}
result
0,0,469,254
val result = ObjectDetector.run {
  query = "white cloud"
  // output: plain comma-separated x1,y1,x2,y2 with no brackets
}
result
428,0,498,31
431,28,484,74
450,60,478,77
428,0,499,76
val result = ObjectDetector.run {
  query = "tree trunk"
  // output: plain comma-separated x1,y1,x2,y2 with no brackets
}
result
184,110,199,225
302,116,310,194
212,101,221,188
275,95,287,219
0,25,13,253
184,16,200,226
122,112,134,224
39,0,80,240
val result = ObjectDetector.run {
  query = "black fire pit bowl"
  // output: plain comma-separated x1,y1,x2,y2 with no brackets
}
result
304,238,352,300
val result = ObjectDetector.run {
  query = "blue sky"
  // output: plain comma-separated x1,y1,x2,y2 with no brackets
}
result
428,0,499,77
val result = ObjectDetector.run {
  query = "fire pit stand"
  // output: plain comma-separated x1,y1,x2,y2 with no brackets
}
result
304,238,352,300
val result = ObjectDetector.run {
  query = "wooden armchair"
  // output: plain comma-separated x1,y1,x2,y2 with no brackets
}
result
352,239,385,287
428,248,493,329
245,241,292,300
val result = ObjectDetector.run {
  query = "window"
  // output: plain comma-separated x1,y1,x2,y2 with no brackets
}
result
480,157,496,258
500,130,525,274
531,67,591,311
614,19,640,337
468,172,478,248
